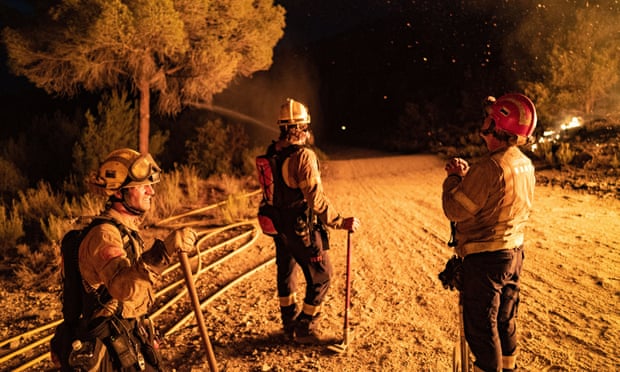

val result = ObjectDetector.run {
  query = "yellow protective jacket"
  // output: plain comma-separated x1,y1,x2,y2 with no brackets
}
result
78,209,165,319
276,141,345,229
442,146,535,257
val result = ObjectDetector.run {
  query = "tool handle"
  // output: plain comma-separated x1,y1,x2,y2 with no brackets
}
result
343,232,352,344
179,251,218,372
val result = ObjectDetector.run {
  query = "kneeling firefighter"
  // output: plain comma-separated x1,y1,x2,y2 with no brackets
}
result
51,148,197,371
257,98,360,344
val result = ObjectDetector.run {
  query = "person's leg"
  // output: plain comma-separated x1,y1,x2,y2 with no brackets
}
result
463,251,515,372
498,247,523,371
294,243,333,343
275,237,299,338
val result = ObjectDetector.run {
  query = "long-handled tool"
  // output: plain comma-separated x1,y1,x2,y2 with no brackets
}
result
327,232,352,353
452,293,471,372
178,251,218,372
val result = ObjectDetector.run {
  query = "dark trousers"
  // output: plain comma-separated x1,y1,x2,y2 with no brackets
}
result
274,231,332,308
462,246,523,372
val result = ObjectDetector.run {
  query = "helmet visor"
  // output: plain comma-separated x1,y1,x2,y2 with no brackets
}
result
128,154,161,183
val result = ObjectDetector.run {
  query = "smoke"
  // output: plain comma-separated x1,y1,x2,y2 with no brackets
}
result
212,50,322,145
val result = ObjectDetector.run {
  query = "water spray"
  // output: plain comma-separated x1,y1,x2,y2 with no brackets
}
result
189,102,279,134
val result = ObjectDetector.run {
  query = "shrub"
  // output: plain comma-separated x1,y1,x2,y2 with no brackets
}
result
71,90,139,192
14,241,59,290
186,119,252,177
556,143,575,166
0,156,28,197
0,204,25,257
62,192,106,221
40,213,74,245
16,181,65,245
179,165,202,205
71,90,169,195
220,193,252,224
534,141,555,165
207,174,254,224
150,167,186,221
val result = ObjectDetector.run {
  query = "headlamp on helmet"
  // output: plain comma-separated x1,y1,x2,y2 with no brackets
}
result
88,148,161,196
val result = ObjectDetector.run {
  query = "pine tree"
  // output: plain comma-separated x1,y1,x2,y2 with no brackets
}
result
3,0,285,153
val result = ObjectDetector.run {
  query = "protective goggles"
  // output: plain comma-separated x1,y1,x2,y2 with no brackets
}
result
128,154,161,183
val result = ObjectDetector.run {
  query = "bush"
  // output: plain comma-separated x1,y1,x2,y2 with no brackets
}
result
71,90,169,195
207,174,255,224
145,164,204,223
186,119,253,177
71,90,139,192
150,167,186,221
0,204,25,257
14,241,59,290
556,143,575,166
16,181,65,245
0,156,28,197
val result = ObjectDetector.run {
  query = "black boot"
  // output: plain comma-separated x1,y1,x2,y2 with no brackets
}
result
280,304,299,340
294,312,323,344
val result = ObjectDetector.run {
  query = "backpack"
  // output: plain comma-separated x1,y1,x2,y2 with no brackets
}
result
50,217,130,371
255,144,304,236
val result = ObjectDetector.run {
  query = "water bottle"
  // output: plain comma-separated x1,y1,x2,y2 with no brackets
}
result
68,339,99,372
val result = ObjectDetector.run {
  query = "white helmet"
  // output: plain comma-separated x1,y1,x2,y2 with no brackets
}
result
277,98,311,127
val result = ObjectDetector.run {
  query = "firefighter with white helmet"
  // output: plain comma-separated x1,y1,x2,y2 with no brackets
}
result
259,98,360,344
63,148,197,371
441,94,537,372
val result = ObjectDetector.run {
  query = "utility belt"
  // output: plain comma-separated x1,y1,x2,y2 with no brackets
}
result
69,316,162,371
293,210,330,251
457,234,524,257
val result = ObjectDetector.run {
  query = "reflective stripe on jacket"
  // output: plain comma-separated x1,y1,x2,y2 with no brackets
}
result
442,146,535,257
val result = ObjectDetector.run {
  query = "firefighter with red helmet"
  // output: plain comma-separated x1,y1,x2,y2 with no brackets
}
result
442,94,537,372
60,148,197,371
261,98,360,344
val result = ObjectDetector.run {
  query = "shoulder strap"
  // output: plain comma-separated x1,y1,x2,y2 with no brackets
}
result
88,216,140,262
271,144,307,210
80,217,137,320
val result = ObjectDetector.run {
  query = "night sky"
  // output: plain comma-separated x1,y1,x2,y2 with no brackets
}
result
215,0,532,145
0,1,592,146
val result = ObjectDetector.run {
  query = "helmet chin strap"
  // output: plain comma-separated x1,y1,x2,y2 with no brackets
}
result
110,190,146,216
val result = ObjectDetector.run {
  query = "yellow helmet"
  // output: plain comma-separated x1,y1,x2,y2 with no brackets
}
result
277,98,311,127
88,148,161,196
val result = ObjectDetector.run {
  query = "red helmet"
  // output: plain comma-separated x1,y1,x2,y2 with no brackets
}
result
488,93,537,138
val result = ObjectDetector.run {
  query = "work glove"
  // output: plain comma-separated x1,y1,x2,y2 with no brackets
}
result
164,227,197,256
445,157,470,178
341,217,360,233
438,255,463,291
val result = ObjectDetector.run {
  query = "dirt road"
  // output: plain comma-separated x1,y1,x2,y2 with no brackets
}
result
1,151,617,371
194,151,619,372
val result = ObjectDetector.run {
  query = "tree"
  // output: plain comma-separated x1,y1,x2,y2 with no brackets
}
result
3,0,285,153
506,3,620,123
